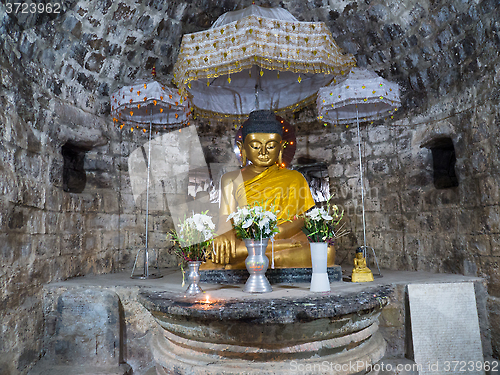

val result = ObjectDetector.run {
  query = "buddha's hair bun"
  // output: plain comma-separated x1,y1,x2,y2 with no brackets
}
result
241,110,283,141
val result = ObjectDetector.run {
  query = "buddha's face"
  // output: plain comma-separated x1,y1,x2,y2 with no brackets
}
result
241,133,282,168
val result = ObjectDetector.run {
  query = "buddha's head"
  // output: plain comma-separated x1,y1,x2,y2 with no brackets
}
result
238,110,283,168
355,247,364,259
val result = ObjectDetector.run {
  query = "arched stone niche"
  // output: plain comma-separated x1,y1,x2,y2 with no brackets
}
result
413,120,461,190
421,137,459,190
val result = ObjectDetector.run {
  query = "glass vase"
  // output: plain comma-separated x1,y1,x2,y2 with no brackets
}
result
243,238,272,293
185,261,203,296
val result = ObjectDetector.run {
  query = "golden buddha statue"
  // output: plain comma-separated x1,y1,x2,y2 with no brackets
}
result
202,110,335,270
351,247,374,282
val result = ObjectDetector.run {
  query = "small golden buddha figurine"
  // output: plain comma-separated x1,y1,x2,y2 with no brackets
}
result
201,110,335,270
351,247,374,282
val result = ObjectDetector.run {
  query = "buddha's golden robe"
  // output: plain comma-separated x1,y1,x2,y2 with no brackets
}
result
208,164,335,269
232,165,335,268
233,165,315,222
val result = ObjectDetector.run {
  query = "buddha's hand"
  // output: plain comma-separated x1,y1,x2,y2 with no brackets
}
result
271,238,303,250
211,231,236,264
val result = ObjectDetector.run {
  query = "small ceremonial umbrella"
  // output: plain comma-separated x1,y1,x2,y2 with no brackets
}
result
111,80,190,130
173,4,355,123
317,68,400,125
317,68,400,272
110,74,191,279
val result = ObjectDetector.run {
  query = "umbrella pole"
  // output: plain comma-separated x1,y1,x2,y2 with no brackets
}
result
356,106,368,258
143,117,152,277
131,115,159,279
254,66,262,111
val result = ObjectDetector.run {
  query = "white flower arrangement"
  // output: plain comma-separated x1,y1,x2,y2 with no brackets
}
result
305,207,333,222
168,211,215,262
301,199,347,244
227,204,279,240
185,213,216,242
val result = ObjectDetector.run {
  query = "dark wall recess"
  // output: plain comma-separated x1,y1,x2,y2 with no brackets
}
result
294,157,330,202
425,137,459,189
62,142,88,193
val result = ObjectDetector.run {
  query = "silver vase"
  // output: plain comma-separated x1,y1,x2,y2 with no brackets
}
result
185,261,203,295
243,238,272,293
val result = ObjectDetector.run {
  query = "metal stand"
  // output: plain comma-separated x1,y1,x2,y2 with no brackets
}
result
131,113,163,279
131,248,162,279
359,245,382,277
356,108,382,278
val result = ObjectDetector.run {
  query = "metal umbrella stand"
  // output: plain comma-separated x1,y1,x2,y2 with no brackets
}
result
317,68,401,276
134,111,156,279
111,78,191,279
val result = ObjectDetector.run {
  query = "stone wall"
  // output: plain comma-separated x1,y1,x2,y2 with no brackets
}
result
0,59,132,374
327,87,500,346
0,0,499,372
0,2,179,372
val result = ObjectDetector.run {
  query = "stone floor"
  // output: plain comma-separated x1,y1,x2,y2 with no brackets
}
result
29,268,489,375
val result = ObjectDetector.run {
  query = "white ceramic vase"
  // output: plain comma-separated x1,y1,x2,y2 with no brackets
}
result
310,242,330,292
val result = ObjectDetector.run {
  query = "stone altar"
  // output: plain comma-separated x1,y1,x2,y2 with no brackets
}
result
138,282,392,375
200,266,342,284
28,270,490,375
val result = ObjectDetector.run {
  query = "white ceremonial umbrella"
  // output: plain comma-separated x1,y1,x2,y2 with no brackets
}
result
110,77,191,279
317,68,400,125
111,80,190,129
317,67,401,273
173,4,356,122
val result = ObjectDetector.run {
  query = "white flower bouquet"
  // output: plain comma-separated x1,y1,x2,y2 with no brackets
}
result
301,199,346,244
168,211,216,262
227,204,279,240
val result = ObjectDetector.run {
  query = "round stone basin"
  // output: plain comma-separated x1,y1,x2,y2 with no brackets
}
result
138,282,392,374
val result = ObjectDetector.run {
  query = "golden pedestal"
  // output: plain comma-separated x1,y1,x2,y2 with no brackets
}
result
351,269,374,282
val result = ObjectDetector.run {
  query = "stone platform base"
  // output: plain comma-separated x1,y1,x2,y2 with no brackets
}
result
200,265,342,284
139,285,392,375
152,330,386,375
35,269,487,374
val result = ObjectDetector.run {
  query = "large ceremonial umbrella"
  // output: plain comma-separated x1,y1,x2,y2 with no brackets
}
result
317,68,400,273
111,76,190,279
173,4,356,122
